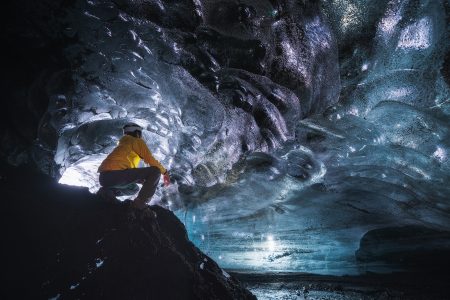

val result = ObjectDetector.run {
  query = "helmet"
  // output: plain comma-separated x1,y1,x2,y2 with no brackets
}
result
123,123,143,134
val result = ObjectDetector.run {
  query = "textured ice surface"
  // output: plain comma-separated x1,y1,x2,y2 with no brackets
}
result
38,0,449,274
175,0,450,275
44,0,339,195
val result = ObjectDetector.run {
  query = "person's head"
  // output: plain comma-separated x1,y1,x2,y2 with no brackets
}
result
123,123,143,138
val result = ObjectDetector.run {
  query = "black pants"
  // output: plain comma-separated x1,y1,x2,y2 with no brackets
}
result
99,167,161,203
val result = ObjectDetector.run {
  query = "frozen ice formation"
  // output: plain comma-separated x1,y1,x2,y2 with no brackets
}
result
30,0,450,274
37,0,339,194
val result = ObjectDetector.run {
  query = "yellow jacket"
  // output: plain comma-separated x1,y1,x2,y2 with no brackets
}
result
98,135,167,174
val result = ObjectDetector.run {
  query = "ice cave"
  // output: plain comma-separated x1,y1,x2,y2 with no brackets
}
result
2,0,450,298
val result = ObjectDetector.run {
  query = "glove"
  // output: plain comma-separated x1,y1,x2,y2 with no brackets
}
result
163,172,170,187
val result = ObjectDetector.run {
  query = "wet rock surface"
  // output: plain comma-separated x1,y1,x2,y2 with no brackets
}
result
235,271,450,300
356,226,450,270
0,164,255,299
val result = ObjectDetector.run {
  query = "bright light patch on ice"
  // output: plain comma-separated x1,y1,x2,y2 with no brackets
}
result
131,51,144,60
348,107,359,116
398,17,431,50
139,41,153,55
129,29,138,41
379,13,402,35
86,112,112,122
172,42,182,54
410,166,431,180
118,13,128,21
61,123,77,131
266,235,276,252
84,11,100,20
281,41,308,79
59,168,87,187
217,235,292,271
282,41,298,68
361,63,368,71
299,120,345,139
105,27,112,37
59,154,106,192
340,3,359,32
433,146,446,162
387,87,412,99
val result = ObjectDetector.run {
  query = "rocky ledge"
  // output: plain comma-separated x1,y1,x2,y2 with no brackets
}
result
1,164,255,299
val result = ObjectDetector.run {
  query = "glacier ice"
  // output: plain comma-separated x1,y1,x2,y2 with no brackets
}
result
28,0,450,275
44,0,338,194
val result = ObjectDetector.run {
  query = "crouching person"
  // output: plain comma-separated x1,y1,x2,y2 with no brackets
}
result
97,123,170,209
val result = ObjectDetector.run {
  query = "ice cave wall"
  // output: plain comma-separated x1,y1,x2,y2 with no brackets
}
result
25,0,339,195
2,0,450,274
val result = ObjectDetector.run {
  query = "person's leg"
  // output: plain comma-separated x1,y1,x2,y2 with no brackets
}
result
132,167,161,208
99,170,136,187
98,171,125,201
99,167,161,207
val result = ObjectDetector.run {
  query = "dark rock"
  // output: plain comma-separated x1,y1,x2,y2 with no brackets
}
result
235,272,450,300
0,164,255,299
355,225,450,271
2,0,74,171
114,0,202,31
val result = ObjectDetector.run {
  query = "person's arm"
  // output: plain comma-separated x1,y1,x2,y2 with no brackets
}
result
133,138,167,174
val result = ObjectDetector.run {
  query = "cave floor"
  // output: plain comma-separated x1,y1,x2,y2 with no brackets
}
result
231,271,450,300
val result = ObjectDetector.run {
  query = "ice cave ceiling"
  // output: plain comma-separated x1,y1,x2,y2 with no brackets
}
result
3,0,450,275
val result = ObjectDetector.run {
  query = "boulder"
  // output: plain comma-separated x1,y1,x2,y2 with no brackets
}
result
356,225,450,271
1,164,255,299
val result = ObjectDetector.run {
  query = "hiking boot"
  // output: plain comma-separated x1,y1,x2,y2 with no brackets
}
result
131,197,148,209
97,187,118,203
